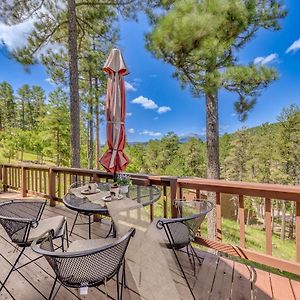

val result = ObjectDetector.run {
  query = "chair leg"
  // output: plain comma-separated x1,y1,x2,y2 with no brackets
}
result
123,260,128,288
120,261,125,299
0,247,25,293
70,212,79,236
65,221,69,248
190,244,203,265
61,236,65,252
190,245,196,276
171,247,195,300
116,270,120,300
88,214,92,239
48,276,58,300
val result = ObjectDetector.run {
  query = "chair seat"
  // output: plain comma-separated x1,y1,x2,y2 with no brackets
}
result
68,237,117,252
27,216,66,242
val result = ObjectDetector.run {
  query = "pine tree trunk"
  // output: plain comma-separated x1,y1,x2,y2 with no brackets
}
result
206,92,220,240
88,72,94,169
281,200,286,240
95,78,100,169
67,0,80,168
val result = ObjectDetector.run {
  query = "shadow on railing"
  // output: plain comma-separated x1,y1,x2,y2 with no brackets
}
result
0,163,299,276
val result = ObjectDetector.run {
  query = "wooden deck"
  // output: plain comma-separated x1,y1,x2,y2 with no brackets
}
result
0,192,299,300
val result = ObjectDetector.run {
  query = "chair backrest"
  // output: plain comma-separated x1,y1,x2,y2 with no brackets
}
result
0,200,46,246
32,228,135,288
157,200,213,248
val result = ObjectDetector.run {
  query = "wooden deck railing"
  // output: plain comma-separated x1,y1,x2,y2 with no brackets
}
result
1,163,300,276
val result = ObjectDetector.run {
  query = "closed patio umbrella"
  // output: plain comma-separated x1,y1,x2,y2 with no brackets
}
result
100,48,129,176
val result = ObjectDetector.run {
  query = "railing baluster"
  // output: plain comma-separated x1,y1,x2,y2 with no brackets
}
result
265,198,272,255
3,166,7,192
150,187,154,221
170,179,177,218
239,195,245,248
63,173,67,195
216,192,222,241
35,169,38,192
39,170,42,192
21,167,27,197
163,185,167,218
57,172,61,199
179,186,183,199
31,170,34,191
43,171,47,194
296,201,300,263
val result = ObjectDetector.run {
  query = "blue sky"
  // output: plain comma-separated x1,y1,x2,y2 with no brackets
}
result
0,0,300,143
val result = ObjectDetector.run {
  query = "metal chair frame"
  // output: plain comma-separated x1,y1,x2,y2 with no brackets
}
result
32,228,136,300
157,199,213,300
0,200,69,298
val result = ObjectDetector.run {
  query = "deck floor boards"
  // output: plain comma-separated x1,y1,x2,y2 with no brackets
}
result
0,192,299,300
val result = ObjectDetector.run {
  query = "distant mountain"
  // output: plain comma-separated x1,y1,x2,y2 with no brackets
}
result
179,133,203,143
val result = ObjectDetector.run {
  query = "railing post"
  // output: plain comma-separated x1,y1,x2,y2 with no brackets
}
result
239,195,245,248
2,165,8,192
163,185,167,218
48,168,56,207
21,166,27,197
265,198,272,255
216,192,222,241
170,178,177,218
296,201,300,263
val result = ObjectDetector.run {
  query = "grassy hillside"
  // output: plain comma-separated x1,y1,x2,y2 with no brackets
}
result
0,147,53,165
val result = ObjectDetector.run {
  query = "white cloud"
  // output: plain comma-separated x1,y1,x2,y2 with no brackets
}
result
131,96,158,110
286,38,300,54
126,112,132,117
157,106,171,114
154,116,159,121
125,81,137,92
0,20,35,51
0,19,64,60
128,128,135,134
253,53,278,65
140,130,162,137
131,95,172,114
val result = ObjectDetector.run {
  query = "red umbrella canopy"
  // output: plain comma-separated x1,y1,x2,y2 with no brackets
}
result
100,48,130,173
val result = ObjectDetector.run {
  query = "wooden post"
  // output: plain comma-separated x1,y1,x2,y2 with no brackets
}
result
216,192,222,241
170,178,177,218
92,173,98,182
296,201,300,263
163,185,167,218
265,198,272,255
2,165,8,192
21,166,27,197
48,168,56,207
239,195,245,248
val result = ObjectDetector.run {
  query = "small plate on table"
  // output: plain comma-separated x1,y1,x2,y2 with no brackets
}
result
102,194,124,202
81,188,101,195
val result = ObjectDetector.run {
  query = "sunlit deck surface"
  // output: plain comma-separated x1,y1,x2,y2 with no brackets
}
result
0,192,299,300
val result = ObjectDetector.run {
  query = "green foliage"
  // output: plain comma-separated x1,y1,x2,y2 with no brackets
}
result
147,0,285,119
41,88,71,166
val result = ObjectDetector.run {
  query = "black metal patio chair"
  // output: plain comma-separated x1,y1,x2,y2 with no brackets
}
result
0,200,68,297
31,227,135,300
157,199,213,299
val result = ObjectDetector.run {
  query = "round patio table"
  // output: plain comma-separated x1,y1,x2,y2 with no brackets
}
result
63,182,161,239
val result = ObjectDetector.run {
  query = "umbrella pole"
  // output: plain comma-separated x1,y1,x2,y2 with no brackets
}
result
113,166,117,182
